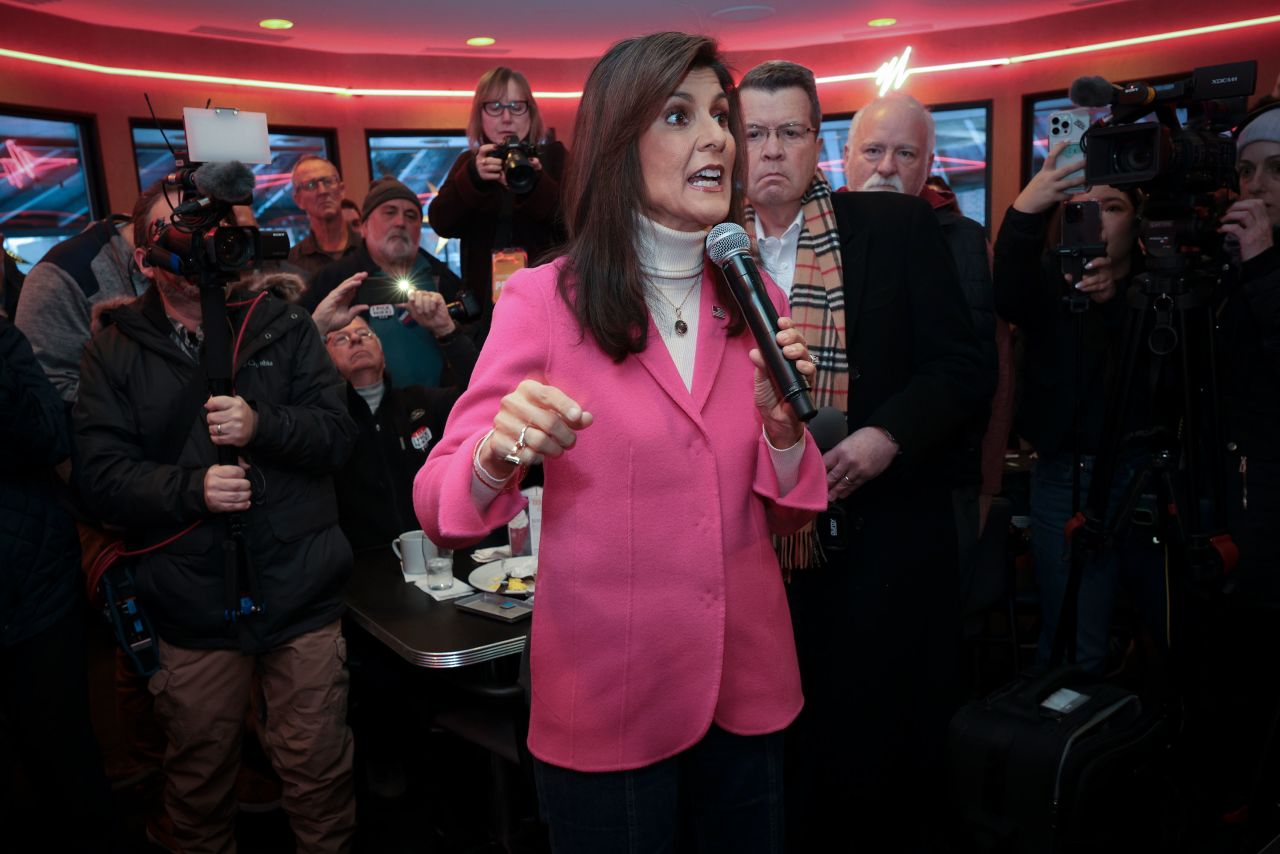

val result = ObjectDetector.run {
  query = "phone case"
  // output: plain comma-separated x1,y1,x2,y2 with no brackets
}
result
1048,108,1091,194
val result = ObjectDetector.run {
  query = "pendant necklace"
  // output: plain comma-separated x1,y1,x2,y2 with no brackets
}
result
650,279,699,336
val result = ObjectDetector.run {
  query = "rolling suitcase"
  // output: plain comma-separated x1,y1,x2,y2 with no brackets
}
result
948,665,1172,853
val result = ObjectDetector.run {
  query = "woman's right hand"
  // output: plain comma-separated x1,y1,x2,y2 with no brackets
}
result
1013,141,1085,215
486,379,593,474
475,144,505,184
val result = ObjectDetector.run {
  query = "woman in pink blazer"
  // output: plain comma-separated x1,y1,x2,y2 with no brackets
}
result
414,31,826,853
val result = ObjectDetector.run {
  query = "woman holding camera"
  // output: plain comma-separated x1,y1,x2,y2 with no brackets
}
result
993,142,1158,673
415,32,826,853
429,67,567,331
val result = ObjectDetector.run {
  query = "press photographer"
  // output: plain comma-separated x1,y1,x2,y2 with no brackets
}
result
428,66,567,329
72,134,359,850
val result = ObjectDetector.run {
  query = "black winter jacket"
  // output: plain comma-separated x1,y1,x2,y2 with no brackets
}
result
335,323,476,550
73,287,358,652
0,317,80,647
936,207,996,487
428,141,567,327
993,206,1144,455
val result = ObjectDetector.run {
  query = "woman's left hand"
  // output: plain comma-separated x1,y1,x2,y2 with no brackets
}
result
1068,255,1118,304
749,316,816,448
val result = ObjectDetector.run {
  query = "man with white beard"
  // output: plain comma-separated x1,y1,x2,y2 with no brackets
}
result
741,63,990,852
303,177,469,389
844,93,1009,569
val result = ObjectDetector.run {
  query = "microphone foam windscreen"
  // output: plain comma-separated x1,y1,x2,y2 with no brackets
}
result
193,161,257,203
706,222,751,265
1069,76,1115,108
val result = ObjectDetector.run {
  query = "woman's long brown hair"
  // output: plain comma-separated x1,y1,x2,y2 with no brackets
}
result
557,32,746,361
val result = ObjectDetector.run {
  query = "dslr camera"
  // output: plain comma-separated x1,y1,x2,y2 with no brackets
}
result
489,135,540,194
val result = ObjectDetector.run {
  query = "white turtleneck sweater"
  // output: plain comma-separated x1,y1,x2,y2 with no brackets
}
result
471,217,804,503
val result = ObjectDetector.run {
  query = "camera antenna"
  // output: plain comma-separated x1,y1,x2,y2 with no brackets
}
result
143,93,178,160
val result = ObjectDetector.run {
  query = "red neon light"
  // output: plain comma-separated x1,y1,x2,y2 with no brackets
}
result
1,139,78,189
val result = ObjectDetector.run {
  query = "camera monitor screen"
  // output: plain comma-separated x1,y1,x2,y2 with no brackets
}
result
818,103,991,228
1,110,100,273
366,131,469,276
131,123,335,247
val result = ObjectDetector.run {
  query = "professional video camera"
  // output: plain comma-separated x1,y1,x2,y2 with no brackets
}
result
1060,62,1258,611
146,107,290,286
489,134,540,193
1073,62,1255,246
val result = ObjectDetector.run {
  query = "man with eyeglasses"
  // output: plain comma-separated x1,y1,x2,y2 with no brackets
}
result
287,155,363,280
304,176,469,390
319,310,476,551
739,60,989,854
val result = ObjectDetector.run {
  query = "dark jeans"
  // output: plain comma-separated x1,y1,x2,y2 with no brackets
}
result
533,725,784,854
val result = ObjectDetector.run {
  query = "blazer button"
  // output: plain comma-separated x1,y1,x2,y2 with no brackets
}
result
850,366,862,381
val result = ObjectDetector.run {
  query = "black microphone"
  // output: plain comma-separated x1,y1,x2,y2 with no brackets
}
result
1069,75,1160,108
706,223,817,422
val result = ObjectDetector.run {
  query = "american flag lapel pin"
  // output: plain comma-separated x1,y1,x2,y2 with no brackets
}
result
712,305,726,319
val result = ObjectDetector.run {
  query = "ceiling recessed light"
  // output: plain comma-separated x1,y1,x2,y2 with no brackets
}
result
867,17,897,27
258,19,294,30
466,36,497,47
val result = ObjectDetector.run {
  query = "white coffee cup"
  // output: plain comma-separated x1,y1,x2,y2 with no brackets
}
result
391,530,437,575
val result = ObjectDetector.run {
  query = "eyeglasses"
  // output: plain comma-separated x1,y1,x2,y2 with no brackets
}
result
327,328,376,348
744,123,817,147
297,175,341,192
482,100,530,117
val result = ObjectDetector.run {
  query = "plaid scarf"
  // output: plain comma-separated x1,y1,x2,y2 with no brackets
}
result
746,172,848,571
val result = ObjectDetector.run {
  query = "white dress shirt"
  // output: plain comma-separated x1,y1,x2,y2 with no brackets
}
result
753,209,804,298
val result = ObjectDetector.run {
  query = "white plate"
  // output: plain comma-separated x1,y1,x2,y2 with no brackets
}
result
468,556,537,596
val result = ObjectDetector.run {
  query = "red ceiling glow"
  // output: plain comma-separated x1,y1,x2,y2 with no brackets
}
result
1,13,1278,99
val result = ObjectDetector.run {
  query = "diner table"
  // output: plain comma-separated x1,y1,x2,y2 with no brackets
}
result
343,546,528,668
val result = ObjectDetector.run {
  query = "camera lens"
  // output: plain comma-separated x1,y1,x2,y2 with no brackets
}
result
1114,140,1154,175
211,227,256,270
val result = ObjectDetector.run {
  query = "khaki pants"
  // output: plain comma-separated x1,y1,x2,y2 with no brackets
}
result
149,621,356,854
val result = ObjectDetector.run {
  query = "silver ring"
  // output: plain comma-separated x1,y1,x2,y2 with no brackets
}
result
215,423,223,436
503,424,532,466
841,475,852,484
809,355,820,368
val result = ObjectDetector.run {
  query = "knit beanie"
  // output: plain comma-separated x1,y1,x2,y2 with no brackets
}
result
1238,106,1280,153
361,176,422,220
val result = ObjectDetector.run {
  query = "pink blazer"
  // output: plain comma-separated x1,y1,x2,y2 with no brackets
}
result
414,258,827,772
